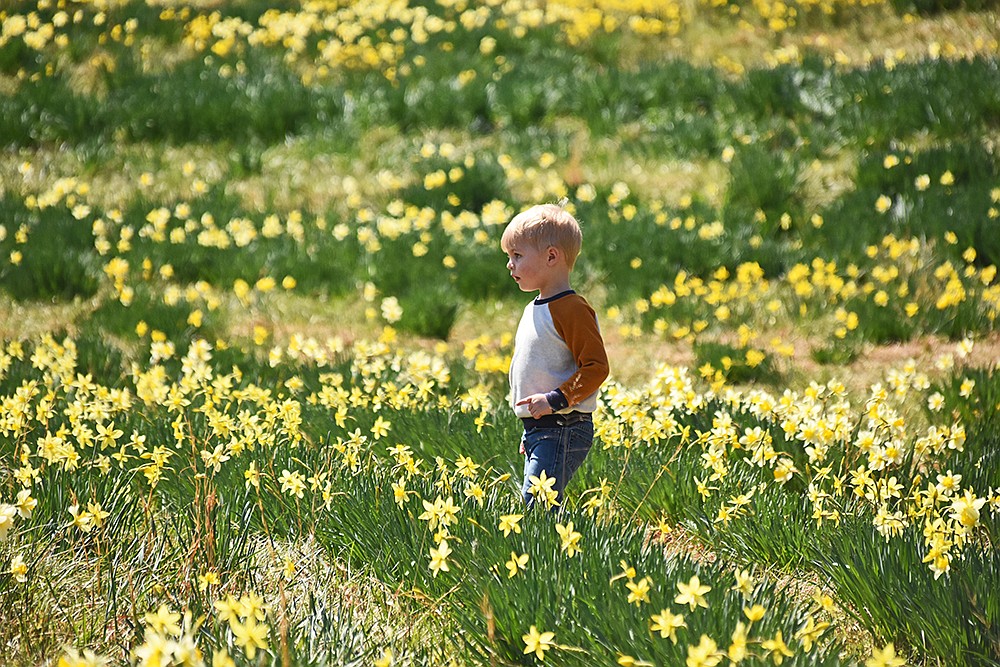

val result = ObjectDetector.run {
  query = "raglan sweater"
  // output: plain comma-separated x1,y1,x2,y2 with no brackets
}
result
509,290,609,418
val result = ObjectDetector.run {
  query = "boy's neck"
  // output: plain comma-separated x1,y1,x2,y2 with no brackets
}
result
537,279,572,300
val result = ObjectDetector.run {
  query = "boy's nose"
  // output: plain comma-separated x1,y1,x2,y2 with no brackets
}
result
506,258,514,270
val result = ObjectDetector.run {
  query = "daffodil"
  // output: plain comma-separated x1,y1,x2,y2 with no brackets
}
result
675,575,711,611
392,478,410,507
428,539,452,577
9,553,28,583
244,461,261,489
58,647,109,667
761,631,794,664
68,504,94,533
522,625,555,660
743,604,766,622
505,552,529,578
371,415,392,439
213,595,244,624
866,643,907,667
795,615,830,652
728,622,748,662
455,455,479,478
143,604,181,636
555,522,582,558
230,615,270,660
528,471,559,508
212,648,236,667
626,576,653,606
197,571,220,591
239,591,268,622
650,609,686,643
730,568,754,599
950,489,986,529
134,629,172,667
278,469,306,498
686,635,722,667
0,504,17,540
498,513,523,537
374,648,393,667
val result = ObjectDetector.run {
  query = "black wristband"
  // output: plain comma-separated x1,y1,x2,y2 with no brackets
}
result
544,389,569,412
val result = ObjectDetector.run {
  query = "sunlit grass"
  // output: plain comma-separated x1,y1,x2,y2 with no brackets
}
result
1,327,995,663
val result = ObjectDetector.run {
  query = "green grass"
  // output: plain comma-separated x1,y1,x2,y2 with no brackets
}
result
2,0,1000,664
812,518,1000,666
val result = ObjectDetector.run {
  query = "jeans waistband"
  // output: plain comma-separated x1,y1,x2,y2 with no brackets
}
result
521,411,592,430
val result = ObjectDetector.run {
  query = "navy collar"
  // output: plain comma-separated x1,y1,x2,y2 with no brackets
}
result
534,289,575,305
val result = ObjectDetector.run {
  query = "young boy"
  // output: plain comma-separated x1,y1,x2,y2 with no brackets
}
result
501,203,609,508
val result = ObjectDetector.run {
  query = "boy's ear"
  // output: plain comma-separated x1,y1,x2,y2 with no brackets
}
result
546,246,560,264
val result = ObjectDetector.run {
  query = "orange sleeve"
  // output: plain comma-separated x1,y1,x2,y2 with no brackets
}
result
549,295,610,406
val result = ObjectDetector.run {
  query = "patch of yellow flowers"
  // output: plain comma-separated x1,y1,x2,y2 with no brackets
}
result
3,0,996,89
597,339,998,579
170,0,688,83
4,317,991,606
622,232,998,350
1,322,996,666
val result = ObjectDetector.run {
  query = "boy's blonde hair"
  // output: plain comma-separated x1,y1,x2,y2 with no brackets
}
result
501,203,583,269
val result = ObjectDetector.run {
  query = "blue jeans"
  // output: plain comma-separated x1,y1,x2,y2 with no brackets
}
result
520,420,594,509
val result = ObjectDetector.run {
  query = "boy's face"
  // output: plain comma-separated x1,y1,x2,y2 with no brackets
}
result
505,242,552,294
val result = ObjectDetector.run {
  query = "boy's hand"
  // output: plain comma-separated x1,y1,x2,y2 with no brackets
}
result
516,394,554,419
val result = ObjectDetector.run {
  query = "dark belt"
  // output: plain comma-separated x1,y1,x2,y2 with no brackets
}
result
521,412,592,430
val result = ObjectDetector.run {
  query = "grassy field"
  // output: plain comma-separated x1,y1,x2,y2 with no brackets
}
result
1,0,999,665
